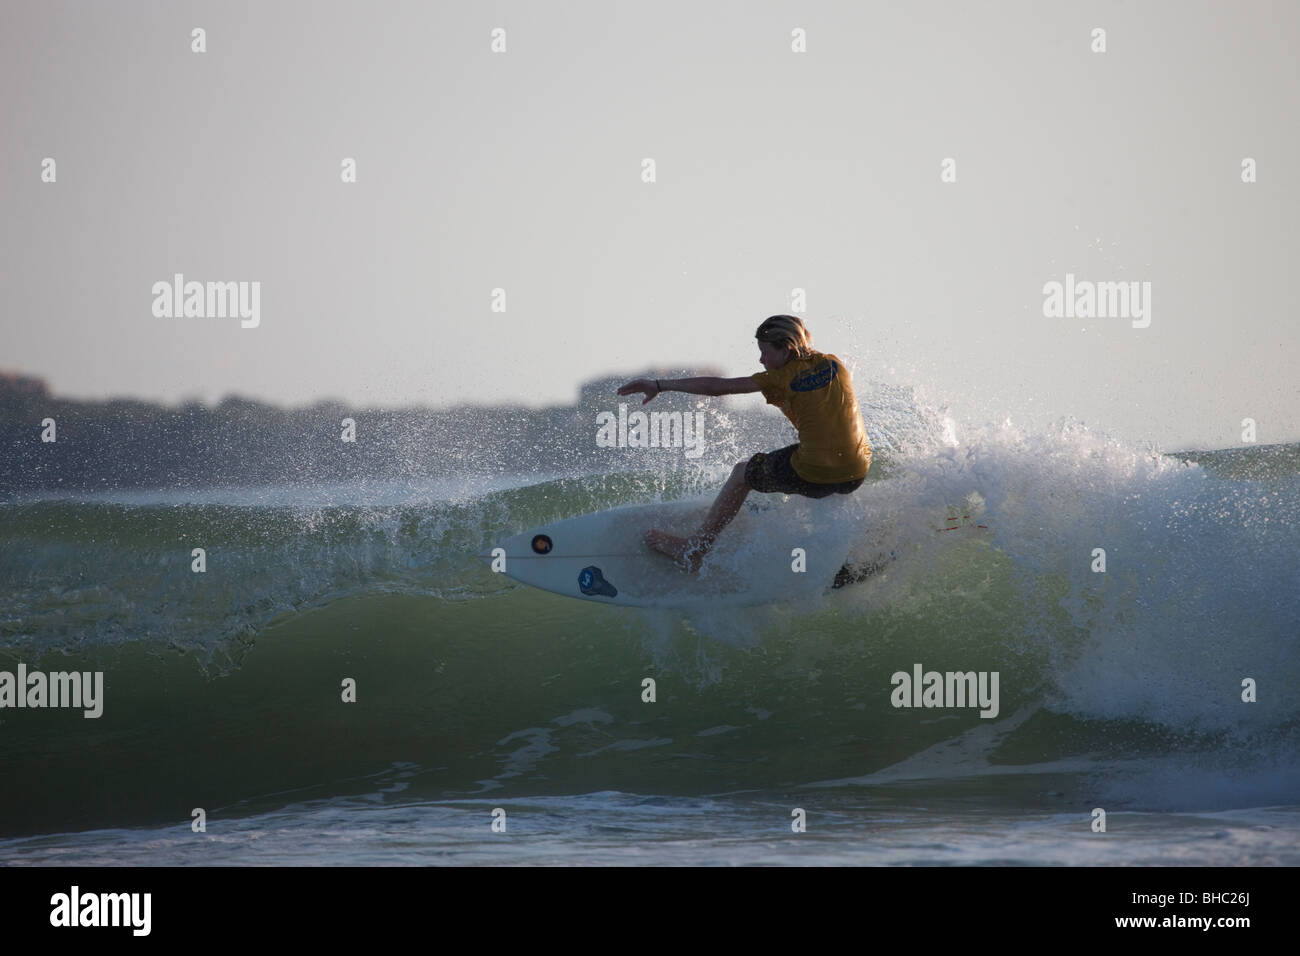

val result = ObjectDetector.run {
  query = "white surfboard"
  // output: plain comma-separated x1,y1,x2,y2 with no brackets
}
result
485,493,873,608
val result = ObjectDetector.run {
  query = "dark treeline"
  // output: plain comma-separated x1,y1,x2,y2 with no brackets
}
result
0,370,784,492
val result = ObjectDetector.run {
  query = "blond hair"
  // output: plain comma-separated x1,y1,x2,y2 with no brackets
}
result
755,314,815,359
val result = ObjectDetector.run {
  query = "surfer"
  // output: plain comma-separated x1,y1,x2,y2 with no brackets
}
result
617,315,871,573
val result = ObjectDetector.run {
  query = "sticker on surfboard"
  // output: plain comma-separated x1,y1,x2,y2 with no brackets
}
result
578,565,618,598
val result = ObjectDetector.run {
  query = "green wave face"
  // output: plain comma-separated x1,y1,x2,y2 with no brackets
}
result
1,443,1298,836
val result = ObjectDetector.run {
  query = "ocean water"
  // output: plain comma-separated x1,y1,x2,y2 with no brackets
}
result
1,419,1298,865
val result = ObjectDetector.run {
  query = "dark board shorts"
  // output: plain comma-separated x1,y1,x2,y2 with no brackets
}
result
744,444,865,499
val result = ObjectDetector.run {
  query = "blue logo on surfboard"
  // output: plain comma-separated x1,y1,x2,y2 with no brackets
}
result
578,565,618,598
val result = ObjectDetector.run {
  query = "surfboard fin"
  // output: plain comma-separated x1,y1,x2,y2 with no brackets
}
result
830,551,896,590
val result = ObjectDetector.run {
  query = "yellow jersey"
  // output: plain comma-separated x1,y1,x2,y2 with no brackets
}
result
751,350,871,483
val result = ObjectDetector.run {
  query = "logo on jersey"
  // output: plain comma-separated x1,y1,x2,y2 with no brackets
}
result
790,359,838,392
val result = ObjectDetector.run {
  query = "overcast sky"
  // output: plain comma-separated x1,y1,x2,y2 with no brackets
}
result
3,0,1297,450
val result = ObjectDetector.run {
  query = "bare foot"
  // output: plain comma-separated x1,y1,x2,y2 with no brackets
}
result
643,528,705,574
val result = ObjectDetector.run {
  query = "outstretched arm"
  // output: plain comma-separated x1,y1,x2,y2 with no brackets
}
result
617,375,761,404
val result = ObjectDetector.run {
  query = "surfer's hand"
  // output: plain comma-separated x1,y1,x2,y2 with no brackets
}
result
617,378,660,404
